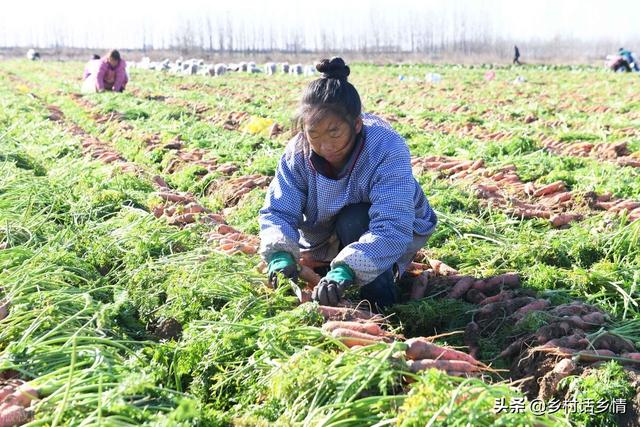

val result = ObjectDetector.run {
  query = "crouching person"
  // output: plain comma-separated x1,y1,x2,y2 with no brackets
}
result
258,57,437,312
82,50,128,93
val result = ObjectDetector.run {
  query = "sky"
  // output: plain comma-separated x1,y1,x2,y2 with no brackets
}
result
1,0,639,49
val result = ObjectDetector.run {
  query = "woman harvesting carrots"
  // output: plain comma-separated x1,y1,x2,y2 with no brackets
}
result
259,57,437,310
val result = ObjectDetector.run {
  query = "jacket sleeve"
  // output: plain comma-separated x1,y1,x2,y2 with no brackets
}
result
95,61,107,91
258,148,307,262
114,60,128,92
332,143,415,285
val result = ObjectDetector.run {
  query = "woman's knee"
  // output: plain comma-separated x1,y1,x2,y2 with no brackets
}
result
335,203,371,246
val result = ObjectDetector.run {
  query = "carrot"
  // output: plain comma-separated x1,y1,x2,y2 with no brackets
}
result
0,301,8,321
476,297,534,320
409,273,430,300
550,213,582,228
581,312,608,325
499,337,527,360
169,213,196,225
549,303,595,317
512,299,550,320
590,333,635,354
464,321,481,359
330,328,391,347
0,386,14,402
473,273,520,294
405,337,483,365
535,321,573,344
464,289,486,304
543,334,589,350
0,404,30,427
181,203,207,214
428,259,458,276
5,384,38,407
533,181,565,197
151,175,170,189
478,290,514,305
317,305,377,322
435,161,463,171
322,321,386,336
156,192,191,203
406,359,483,374
469,159,484,170
621,353,640,361
298,265,321,288
216,224,239,235
448,276,474,299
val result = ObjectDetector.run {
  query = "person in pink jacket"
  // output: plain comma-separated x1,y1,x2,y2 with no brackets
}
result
82,50,128,93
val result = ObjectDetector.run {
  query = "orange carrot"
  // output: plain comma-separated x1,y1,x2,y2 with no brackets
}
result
156,192,191,203
322,321,386,336
533,181,565,197
0,404,30,427
428,259,458,276
513,299,550,320
299,265,321,288
406,359,483,374
5,384,38,407
330,328,390,347
448,276,474,299
550,213,582,228
478,290,514,305
405,337,482,365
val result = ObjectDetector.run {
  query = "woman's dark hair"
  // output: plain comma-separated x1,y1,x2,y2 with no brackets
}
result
92,54,101,60
294,57,362,133
108,50,121,62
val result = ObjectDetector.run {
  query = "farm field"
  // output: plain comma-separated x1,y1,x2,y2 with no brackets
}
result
0,59,639,426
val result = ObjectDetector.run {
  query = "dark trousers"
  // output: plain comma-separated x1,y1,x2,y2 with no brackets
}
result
334,203,397,310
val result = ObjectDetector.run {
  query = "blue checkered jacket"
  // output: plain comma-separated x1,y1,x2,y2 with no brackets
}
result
259,113,437,285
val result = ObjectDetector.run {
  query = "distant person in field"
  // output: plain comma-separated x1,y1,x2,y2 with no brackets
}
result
513,45,521,65
618,47,639,72
259,57,437,311
81,50,128,94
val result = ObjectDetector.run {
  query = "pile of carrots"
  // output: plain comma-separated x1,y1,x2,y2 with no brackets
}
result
544,138,640,169
412,152,640,226
206,224,260,256
210,174,272,209
404,337,488,377
315,305,489,378
0,380,38,427
151,189,224,228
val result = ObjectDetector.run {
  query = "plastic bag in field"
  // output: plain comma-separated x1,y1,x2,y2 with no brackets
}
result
241,116,274,136
513,76,527,84
484,71,496,81
425,73,442,83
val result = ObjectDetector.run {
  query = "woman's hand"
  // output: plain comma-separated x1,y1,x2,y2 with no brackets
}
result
312,265,355,306
267,251,298,288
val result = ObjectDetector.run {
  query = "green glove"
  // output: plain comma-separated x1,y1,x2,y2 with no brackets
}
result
267,251,298,287
312,264,355,306
325,264,355,283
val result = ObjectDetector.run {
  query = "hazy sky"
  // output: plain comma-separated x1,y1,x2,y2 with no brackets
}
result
2,0,639,49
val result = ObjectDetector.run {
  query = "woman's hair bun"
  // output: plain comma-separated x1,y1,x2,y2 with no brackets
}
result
316,57,350,80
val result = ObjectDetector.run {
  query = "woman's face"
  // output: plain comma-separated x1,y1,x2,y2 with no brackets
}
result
108,57,119,67
305,113,363,169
